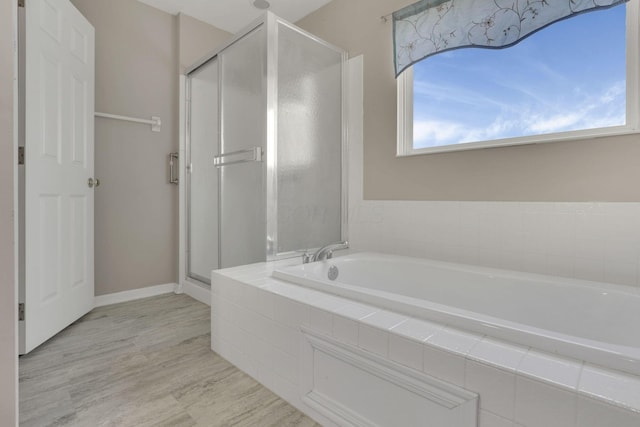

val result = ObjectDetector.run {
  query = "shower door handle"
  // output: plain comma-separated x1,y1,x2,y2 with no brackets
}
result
213,147,263,168
168,152,179,184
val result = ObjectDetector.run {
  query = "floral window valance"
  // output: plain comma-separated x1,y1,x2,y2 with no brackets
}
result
393,0,629,77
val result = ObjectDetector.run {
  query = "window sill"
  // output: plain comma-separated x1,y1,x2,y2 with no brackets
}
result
396,126,640,157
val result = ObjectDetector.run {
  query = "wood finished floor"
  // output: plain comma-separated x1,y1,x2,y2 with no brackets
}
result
19,293,320,427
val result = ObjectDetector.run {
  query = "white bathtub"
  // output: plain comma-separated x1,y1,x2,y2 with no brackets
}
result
273,252,640,376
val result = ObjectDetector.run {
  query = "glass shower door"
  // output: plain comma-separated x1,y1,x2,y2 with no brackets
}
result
183,13,347,280
187,58,219,283
218,27,267,268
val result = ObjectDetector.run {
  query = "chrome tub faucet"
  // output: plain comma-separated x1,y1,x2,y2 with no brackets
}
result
303,241,349,263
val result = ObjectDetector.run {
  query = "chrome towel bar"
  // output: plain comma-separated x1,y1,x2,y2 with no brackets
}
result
213,147,263,167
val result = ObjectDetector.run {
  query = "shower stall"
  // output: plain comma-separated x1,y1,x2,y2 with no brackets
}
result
179,12,347,286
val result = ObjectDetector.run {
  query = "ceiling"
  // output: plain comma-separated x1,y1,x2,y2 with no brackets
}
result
137,0,333,34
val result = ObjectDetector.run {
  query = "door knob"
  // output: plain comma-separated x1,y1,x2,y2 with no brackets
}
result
88,177,100,188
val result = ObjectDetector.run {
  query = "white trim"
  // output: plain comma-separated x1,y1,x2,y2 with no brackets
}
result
341,48,350,246
400,126,640,156
178,74,186,294
94,283,178,308
182,279,211,306
397,1,640,156
301,327,477,427
347,56,364,206
396,66,413,157
626,0,640,129
12,0,19,422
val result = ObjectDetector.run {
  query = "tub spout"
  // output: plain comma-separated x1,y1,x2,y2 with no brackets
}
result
306,241,349,263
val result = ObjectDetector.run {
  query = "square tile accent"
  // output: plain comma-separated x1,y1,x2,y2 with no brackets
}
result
360,310,407,330
577,396,640,427
467,337,527,372
272,296,308,329
479,410,517,427
333,302,378,320
423,345,465,386
358,324,389,357
390,318,444,343
312,294,350,312
426,327,483,356
579,364,640,411
517,350,582,390
515,376,577,427
466,361,516,420
306,307,333,336
332,314,359,346
389,334,423,371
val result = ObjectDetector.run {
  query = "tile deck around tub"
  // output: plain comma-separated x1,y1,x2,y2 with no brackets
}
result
211,259,640,427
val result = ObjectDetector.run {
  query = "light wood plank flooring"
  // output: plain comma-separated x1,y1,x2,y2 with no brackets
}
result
19,293,320,427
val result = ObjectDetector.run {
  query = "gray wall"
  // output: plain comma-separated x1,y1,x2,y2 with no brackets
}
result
0,0,17,424
70,0,228,296
298,0,640,202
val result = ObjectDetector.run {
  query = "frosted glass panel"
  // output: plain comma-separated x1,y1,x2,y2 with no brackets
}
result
276,24,343,253
184,14,346,274
188,59,219,282
220,27,267,268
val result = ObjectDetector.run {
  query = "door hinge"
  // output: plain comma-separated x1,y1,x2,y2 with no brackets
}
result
18,147,24,165
18,303,25,321
18,0,24,8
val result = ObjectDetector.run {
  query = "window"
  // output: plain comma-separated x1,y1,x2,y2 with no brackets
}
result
397,2,639,156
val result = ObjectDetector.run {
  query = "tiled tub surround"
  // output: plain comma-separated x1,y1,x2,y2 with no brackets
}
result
345,87,640,291
211,261,640,427
273,252,640,377
347,201,640,290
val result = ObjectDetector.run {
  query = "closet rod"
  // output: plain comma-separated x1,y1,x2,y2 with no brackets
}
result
95,112,162,132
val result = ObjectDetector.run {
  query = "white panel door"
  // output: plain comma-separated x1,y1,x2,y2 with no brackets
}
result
24,0,95,353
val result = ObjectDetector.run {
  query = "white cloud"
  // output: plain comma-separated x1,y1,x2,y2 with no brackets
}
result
413,80,512,110
523,80,625,134
413,116,519,148
599,81,625,103
413,80,626,148
413,120,464,146
526,112,583,133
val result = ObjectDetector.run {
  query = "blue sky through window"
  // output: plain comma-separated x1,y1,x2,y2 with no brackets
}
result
412,6,627,149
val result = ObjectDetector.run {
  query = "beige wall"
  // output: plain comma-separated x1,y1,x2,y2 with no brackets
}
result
0,0,17,424
298,0,640,201
70,0,179,295
70,0,228,295
0,1,227,421
178,13,231,74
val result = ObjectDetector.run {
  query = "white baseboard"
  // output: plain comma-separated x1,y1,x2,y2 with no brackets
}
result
182,279,211,306
94,283,178,308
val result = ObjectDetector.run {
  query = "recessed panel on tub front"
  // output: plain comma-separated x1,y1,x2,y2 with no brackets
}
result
301,328,477,427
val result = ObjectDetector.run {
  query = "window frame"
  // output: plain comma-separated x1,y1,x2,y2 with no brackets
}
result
397,1,640,157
